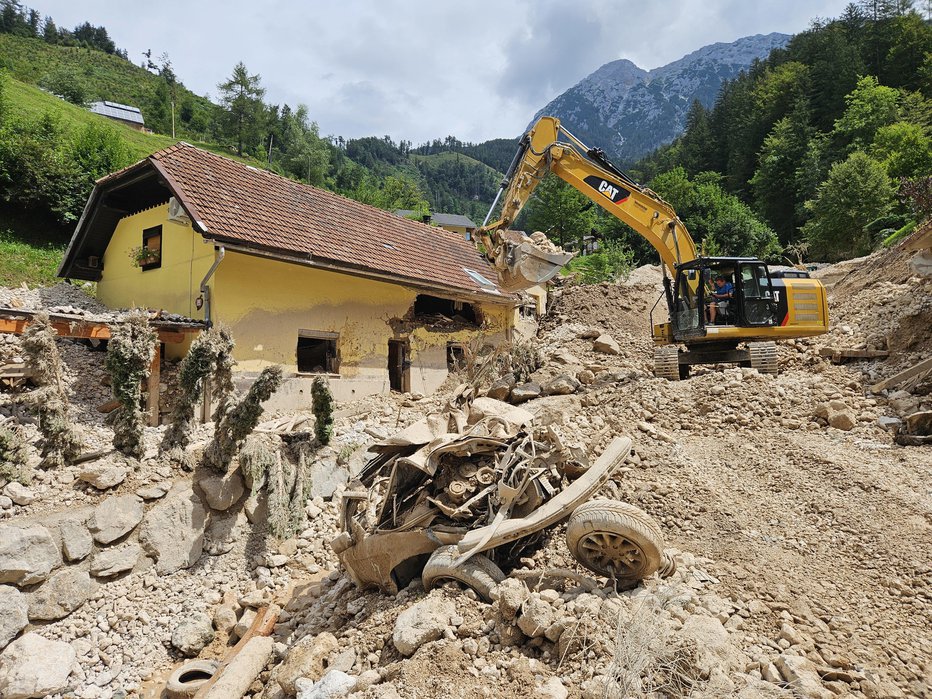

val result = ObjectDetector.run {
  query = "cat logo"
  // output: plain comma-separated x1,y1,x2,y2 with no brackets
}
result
583,175,630,204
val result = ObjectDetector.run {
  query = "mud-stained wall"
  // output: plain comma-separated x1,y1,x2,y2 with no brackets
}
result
213,251,511,404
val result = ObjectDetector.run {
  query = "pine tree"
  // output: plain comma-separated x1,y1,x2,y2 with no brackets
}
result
217,62,266,157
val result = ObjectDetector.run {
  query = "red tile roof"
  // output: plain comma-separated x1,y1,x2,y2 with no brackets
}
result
142,143,506,300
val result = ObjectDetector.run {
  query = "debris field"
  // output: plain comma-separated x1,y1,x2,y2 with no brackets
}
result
0,241,930,699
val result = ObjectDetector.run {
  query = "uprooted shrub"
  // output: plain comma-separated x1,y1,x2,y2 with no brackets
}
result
105,310,156,458
203,365,283,472
0,422,30,484
240,432,309,538
161,325,235,455
20,311,82,468
311,376,334,446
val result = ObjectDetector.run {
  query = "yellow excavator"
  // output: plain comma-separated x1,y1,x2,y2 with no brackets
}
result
476,116,829,379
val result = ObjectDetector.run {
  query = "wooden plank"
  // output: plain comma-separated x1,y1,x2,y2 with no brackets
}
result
871,356,932,393
146,344,161,427
0,317,197,343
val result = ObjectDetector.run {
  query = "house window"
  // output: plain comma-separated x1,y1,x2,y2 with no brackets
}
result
296,331,339,374
140,225,162,271
413,294,478,325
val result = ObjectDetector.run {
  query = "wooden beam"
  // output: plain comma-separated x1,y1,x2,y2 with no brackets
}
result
147,343,161,427
871,356,932,393
0,317,198,343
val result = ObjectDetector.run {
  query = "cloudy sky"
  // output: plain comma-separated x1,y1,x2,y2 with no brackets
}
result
38,0,851,143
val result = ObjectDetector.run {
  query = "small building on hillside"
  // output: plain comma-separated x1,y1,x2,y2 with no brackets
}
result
88,101,146,131
395,210,477,239
58,143,516,406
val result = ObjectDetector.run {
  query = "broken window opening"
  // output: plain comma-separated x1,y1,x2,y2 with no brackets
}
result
447,342,465,371
141,225,162,270
297,332,339,374
412,294,478,325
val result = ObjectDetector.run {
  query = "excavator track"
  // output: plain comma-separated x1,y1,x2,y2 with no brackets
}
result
653,345,682,381
748,341,779,375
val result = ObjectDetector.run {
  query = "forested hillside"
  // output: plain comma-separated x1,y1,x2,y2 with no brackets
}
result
635,3,932,261
0,0,509,265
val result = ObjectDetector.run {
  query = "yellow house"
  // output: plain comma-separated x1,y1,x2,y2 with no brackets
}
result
59,144,516,405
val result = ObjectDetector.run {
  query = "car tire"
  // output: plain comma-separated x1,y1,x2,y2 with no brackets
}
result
165,659,219,698
421,545,505,602
566,500,664,586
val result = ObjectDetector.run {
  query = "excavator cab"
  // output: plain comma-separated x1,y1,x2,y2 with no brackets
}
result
669,258,778,339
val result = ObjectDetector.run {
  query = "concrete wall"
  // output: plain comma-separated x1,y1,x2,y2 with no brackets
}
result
95,205,513,404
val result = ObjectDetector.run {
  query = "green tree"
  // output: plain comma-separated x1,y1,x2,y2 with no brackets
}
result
871,121,932,178
750,106,815,244
70,121,131,183
217,61,266,157
521,174,596,249
650,168,779,258
801,151,895,259
832,75,901,148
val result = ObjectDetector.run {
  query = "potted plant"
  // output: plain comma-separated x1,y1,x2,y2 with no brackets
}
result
129,245,160,268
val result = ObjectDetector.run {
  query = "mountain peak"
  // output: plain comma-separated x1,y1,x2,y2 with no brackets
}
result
532,33,791,163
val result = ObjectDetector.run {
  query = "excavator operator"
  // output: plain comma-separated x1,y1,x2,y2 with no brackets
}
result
707,275,733,324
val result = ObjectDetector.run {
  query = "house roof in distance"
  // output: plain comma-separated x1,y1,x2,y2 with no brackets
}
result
395,210,477,229
60,144,507,301
88,101,145,125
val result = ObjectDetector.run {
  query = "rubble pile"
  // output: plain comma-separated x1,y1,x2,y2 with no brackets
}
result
0,242,929,699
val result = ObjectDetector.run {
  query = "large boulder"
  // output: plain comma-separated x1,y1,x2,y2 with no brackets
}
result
171,612,215,657
59,517,93,563
87,495,144,544
138,483,207,574
295,671,356,699
2,483,34,506
198,470,245,511
592,334,621,355
0,524,61,586
90,543,141,578
0,632,76,699
392,597,455,656
0,585,28,650
77,462,128,490
276,631,339,695
27,568,98,621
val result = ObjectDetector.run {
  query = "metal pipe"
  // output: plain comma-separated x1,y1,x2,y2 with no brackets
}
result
199,245,225,325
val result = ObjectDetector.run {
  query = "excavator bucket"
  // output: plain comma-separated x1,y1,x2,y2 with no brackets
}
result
489,230,575,292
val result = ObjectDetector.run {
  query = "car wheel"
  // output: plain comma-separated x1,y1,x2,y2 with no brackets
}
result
566,500,663,585
421,545,505,602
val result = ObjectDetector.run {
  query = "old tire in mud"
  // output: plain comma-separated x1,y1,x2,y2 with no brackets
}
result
422,545,505,602
566,500,664,585
165,659,219,698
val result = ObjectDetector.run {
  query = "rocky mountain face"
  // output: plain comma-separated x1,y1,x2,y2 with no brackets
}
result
531,32,790,164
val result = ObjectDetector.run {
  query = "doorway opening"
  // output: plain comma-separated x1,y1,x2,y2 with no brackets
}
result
388,339,410,392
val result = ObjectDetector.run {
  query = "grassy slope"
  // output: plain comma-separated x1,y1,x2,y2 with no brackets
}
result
0,34,214,123
0,79,260,286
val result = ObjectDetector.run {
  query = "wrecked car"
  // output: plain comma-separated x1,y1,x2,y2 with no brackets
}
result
332,397,670,600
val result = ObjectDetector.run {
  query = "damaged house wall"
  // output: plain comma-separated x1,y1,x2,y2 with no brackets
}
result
213,251,512,406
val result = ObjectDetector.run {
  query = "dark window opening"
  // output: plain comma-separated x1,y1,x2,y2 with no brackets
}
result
447,342,465,371
413,294,478,324
141,225,162,270
297,332,339,374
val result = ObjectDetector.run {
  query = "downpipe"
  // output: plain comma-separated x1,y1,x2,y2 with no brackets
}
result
199,245,225,326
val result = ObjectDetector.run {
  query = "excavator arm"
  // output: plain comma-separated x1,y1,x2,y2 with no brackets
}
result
478,116,698,287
